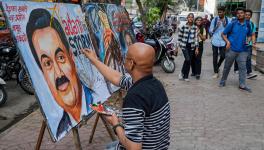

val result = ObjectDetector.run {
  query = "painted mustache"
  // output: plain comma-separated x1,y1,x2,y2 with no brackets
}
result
56,75,70,91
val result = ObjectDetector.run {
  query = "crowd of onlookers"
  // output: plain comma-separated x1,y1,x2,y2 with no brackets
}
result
177,6,257,93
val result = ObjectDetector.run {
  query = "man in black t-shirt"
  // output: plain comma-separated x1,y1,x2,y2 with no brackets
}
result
82,43,170,150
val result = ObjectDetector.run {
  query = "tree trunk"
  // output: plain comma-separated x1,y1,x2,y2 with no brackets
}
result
135,0,147,31
160,0,168,23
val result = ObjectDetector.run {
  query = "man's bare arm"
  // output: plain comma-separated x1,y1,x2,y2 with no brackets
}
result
82,48,121,86
115,126,142,150
221,33,230,49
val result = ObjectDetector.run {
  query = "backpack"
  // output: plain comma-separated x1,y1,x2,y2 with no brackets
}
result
227,19,252,37
214,16,229,29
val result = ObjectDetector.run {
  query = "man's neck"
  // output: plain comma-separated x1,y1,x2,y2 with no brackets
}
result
219,16,224,19
238,18,245,23
131,71,152,83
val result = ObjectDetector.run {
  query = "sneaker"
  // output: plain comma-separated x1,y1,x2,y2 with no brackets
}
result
234,71,239,74
219,80,225,87
239,86,252,93
184,78,190,82
212,73,219,79
196,75,200,80
178,73,183,80
247,73,257,79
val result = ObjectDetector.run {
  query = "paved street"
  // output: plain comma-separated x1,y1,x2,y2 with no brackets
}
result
0,81,36,133
0,41,264,150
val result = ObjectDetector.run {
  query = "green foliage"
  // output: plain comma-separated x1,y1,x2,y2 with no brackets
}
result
145,7,160,28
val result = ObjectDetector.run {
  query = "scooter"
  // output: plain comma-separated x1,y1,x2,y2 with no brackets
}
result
0,77,7,106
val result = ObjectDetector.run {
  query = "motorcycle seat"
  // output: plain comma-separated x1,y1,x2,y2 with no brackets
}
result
144,39,157,47
161,37,172,44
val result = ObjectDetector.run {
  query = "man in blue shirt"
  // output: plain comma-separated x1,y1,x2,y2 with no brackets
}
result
209,6,230,78
234,9,258,79
220,8,252,92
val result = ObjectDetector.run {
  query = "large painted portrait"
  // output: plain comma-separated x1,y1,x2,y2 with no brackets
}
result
83,3,135,93
1,1,110,141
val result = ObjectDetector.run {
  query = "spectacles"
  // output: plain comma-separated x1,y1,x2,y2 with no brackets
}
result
125,57,136,65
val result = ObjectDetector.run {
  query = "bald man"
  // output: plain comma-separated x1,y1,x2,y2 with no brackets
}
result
82,43,170,150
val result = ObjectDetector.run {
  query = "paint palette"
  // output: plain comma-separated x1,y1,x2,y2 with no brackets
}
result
89,104,113,116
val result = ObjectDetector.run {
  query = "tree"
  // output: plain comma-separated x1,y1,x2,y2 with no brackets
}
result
135,0,176,30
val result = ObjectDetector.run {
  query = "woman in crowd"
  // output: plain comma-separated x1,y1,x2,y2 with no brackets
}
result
178,13,199,81
191,16,207,80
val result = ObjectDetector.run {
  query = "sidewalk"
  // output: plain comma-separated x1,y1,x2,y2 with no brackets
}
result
0,41,264,150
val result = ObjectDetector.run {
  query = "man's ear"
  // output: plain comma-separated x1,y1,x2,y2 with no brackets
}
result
130,60,135,70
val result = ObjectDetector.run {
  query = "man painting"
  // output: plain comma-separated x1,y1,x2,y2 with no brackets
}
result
26,8,85,139
82,43,170,149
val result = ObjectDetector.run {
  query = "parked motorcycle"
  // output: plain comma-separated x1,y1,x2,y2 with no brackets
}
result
144,27,177,73
158,36,176,73
0,41,34,94
18,65,34,95
0,77,7,106
0,41,21,79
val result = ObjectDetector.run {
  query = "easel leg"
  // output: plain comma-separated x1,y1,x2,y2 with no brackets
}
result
72,128,82,150
35,120,46,150
99,115,116,141
89,113,100,143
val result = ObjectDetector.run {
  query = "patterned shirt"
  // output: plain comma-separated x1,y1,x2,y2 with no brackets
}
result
178,24,199,50
116,74,170,150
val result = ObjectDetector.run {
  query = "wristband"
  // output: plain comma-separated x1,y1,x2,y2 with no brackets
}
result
112,123,124,135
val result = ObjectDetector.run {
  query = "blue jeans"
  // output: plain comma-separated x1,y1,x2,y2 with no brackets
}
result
221,49,248,87
105,141,119,150
234,46,252,74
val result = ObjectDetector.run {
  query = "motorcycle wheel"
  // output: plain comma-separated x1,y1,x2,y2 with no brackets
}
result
19,69,34,95
161,58,175,73
0,85,7,106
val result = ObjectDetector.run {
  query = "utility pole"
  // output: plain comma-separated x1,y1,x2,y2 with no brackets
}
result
197,0,199,12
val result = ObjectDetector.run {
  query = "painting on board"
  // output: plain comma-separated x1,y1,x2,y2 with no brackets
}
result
83,3,135,93
1,1,110,141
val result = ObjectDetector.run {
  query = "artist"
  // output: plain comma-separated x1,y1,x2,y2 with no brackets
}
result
82,43,170,150
26,8,87,139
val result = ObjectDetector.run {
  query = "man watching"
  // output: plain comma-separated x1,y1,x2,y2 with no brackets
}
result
82,43,170,150
220,8,252,92
233,9,258,79
209,6,230,78
26,8,88,139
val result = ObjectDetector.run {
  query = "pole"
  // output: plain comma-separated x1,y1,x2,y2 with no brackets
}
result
197,0,199,12
35,121,46,150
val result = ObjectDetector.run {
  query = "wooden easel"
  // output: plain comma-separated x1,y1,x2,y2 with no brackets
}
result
35,120,83,150
31,80,125,148
35,90,123,150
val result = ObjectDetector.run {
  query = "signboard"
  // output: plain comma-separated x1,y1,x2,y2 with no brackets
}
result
258,0,264,42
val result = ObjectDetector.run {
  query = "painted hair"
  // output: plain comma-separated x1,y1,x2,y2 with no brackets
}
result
26,8,70,70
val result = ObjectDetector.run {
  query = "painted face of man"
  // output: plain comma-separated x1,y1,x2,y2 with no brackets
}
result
32,27,81,111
